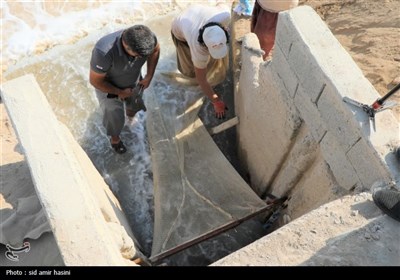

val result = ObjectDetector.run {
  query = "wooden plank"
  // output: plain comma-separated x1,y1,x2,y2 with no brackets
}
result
210,116,239,135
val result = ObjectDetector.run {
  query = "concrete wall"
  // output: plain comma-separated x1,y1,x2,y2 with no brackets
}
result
234,6,400,219
1,74,138,265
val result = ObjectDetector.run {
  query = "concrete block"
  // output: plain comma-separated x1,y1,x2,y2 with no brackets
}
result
280,6,375,105
320,132,359,190
318,81,364,151
271,44,299,99
288,6,365,84
287,40,326,102
275,10,300,58
347,138,393,189
1,74,132,266
294,83,327,142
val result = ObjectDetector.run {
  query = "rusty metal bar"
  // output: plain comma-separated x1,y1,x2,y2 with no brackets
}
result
149,204,275,264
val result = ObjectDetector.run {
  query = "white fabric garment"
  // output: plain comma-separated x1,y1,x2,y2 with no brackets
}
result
171,4,231,69
257,0,299,13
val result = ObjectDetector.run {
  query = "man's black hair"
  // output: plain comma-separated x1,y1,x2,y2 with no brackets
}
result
197,22,230,47
123,25,156,57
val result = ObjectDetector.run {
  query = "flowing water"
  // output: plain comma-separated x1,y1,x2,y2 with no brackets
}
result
2,1,267,266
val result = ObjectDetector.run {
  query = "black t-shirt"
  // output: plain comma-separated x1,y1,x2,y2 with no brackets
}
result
90,30,157,89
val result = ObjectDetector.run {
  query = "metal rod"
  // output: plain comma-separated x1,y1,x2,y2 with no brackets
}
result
210,116,239,135
372,83,400,109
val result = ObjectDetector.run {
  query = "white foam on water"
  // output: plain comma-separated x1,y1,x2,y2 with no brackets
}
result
2,0,200,70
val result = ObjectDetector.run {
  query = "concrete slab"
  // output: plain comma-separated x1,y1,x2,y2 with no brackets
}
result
1,74,134,265
212,192,400,266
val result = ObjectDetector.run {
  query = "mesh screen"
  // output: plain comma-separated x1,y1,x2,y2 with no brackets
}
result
146,76,266,262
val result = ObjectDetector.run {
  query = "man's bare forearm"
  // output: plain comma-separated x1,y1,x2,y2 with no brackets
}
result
93,80,122,95
194,67,219,102
89,70,124,96
144,43,160,87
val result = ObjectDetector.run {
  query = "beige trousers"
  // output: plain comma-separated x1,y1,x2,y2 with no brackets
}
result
171,32,229,86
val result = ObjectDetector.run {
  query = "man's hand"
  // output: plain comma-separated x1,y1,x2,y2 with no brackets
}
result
139,76,151,89
213,100,227,119
118,88,133,100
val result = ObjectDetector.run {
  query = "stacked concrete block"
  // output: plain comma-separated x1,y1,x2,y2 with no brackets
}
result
236,5,399,199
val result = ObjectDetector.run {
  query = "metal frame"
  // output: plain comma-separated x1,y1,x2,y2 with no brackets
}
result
148,202,279,264
343,83,400,130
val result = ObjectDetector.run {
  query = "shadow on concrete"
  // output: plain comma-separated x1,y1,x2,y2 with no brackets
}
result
301,215,400,266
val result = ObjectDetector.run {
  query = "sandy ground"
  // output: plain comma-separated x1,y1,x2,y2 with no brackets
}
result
1,0,399,265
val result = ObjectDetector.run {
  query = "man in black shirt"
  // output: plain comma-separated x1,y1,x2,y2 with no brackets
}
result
90,25,160,154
